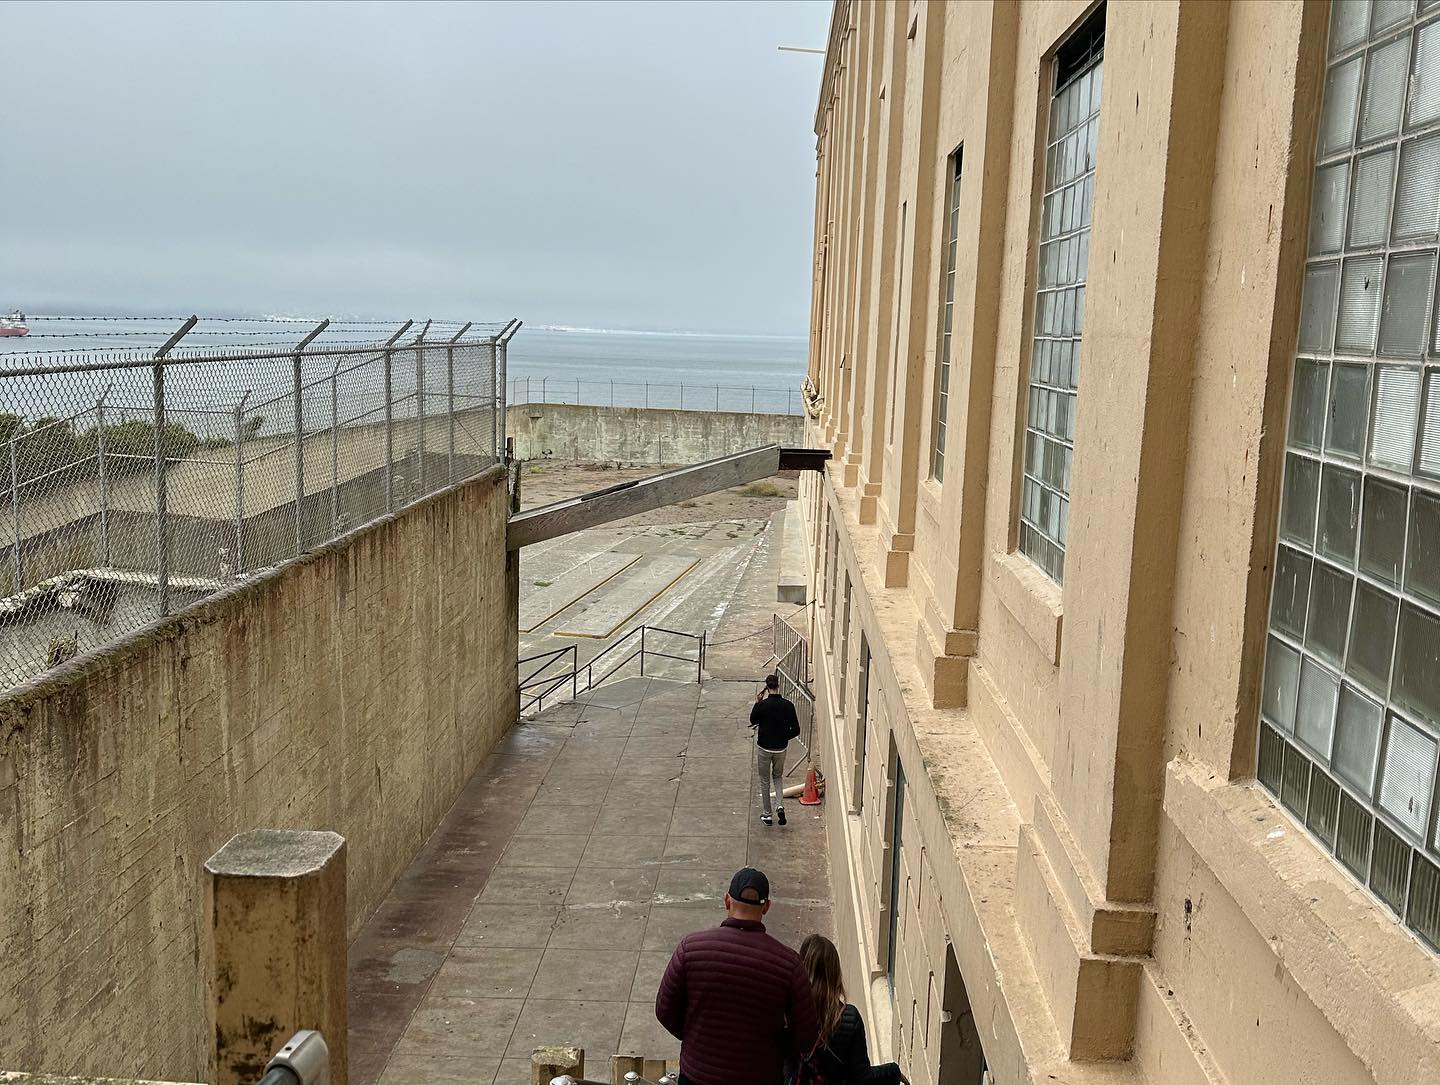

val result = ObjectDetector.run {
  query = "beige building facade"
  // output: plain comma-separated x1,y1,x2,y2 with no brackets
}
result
801,2,1440,1083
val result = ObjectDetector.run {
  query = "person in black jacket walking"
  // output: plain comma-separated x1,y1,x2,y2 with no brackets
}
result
750,674,801,826
791,934,908,1085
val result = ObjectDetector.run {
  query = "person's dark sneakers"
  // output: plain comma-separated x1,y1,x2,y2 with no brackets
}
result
761,813,774,826
777,808,787,826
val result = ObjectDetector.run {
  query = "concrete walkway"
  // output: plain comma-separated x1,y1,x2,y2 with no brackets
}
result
348,676,834,1085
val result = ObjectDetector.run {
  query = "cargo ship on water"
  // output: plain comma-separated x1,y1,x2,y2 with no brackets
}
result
0,311,29,337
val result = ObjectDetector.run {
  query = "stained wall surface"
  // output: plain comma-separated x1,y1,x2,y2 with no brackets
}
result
0,467,517,1082
507,403,803,465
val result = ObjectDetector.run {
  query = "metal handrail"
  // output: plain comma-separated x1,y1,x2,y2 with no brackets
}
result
516,623,707,716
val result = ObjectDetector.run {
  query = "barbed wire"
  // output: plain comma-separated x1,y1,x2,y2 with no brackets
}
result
30,314,478,326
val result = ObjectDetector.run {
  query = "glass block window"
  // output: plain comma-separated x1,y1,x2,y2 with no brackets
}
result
1258,0,1440,953
931,152,963,482
1018,8,1104,583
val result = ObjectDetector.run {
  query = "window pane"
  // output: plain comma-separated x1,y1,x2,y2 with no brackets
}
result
1335,683,1385,794
1328,363,1370,459
1281,453,1320,545
1378,713,1438,836
1337,789,1375,878
1307,769,1343,847
1312,162,1351,253
1369,365,1422,470
1322,55,1365,155
1379,252,1436,356
1298,657,1342,757
1406,488,1440,605
1393,134,1440,243
1409,20,1440,130
1394,602,1440,725
1307,561,1355,666
1359,33,1412,145
1290,359,1328,450
1347,580,1399,695
1282,742,1313,815
1419,370,1440,477
1409,853,1440,949
1339,255,1385,353
1259,723,1287,793
1348,149,1396,247
1360,476,1410,583
1318,464,1362,562
1272,545,1313,639
1371,818,1412,913
1331,0,1373,57
1300,262,1341,352
1263,636,1302,732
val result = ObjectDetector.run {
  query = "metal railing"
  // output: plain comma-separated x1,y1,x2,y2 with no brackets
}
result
508,375,801,416
518,624,707,715
773,611,810,684
771,611,814,775
0,315,518,690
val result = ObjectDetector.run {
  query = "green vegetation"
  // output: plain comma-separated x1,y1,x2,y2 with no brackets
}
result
0,412,247,491
740,481,782,498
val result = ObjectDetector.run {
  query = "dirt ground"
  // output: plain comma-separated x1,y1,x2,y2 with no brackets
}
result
518,460,798,527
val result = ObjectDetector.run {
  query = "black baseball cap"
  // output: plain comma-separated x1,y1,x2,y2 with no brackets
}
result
729,867,770,905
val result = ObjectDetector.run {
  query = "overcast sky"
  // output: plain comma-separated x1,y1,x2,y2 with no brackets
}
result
0,1,829,335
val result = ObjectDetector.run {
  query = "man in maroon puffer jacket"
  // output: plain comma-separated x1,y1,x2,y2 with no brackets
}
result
655,867,819,1084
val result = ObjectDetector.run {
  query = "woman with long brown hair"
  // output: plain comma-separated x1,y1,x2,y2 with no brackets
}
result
792,934,909,1085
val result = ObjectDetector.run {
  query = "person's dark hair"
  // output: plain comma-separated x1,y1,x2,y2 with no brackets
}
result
799,933,846,1044
765,673,780,690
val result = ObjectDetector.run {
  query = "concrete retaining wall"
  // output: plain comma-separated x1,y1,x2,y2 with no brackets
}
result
507,403,803,465
0,467,517,1082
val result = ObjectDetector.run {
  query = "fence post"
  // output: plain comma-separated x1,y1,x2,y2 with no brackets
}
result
415,320,431,497
645,382,649,408
381,321,413,514
788,388,794,415
8,436,20,592
640,627,646,676
752,387,757,414
576,377,580,404
234,392,251,574
151,315,197,616
291,319,329,554
447,322,472,486
716,385,720,412
679,385,684,411
328,362,341,536
94,386,113,566
571,645,578,700
698,630,705,681
610,379,614,408
497,321,519,459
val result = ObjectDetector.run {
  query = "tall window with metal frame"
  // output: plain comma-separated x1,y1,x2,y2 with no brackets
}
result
931,151,963,482
1017,6,1105,583
1257,0,1440,951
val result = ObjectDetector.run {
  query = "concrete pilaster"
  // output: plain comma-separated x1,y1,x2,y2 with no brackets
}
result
205,830,348,1085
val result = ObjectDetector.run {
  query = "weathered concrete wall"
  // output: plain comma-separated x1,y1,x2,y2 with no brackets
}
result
0,466,517,1082
507,403,802,465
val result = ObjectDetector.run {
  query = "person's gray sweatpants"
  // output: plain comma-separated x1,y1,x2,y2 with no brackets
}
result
756,746,785,817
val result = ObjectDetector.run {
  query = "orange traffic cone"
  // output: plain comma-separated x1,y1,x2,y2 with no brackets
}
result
799,767,823,806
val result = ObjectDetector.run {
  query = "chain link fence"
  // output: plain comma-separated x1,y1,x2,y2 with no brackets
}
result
0,317,517,689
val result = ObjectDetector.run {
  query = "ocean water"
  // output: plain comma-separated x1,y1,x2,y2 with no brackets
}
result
507,326,808,413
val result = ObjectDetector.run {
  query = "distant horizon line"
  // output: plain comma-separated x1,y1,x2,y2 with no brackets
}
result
15,308,807,342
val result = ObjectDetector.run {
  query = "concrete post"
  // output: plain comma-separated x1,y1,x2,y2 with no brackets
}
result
205,830,348,1085
531,1046,583,1085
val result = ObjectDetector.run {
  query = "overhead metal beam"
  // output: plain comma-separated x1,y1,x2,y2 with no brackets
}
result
506,444,831,550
